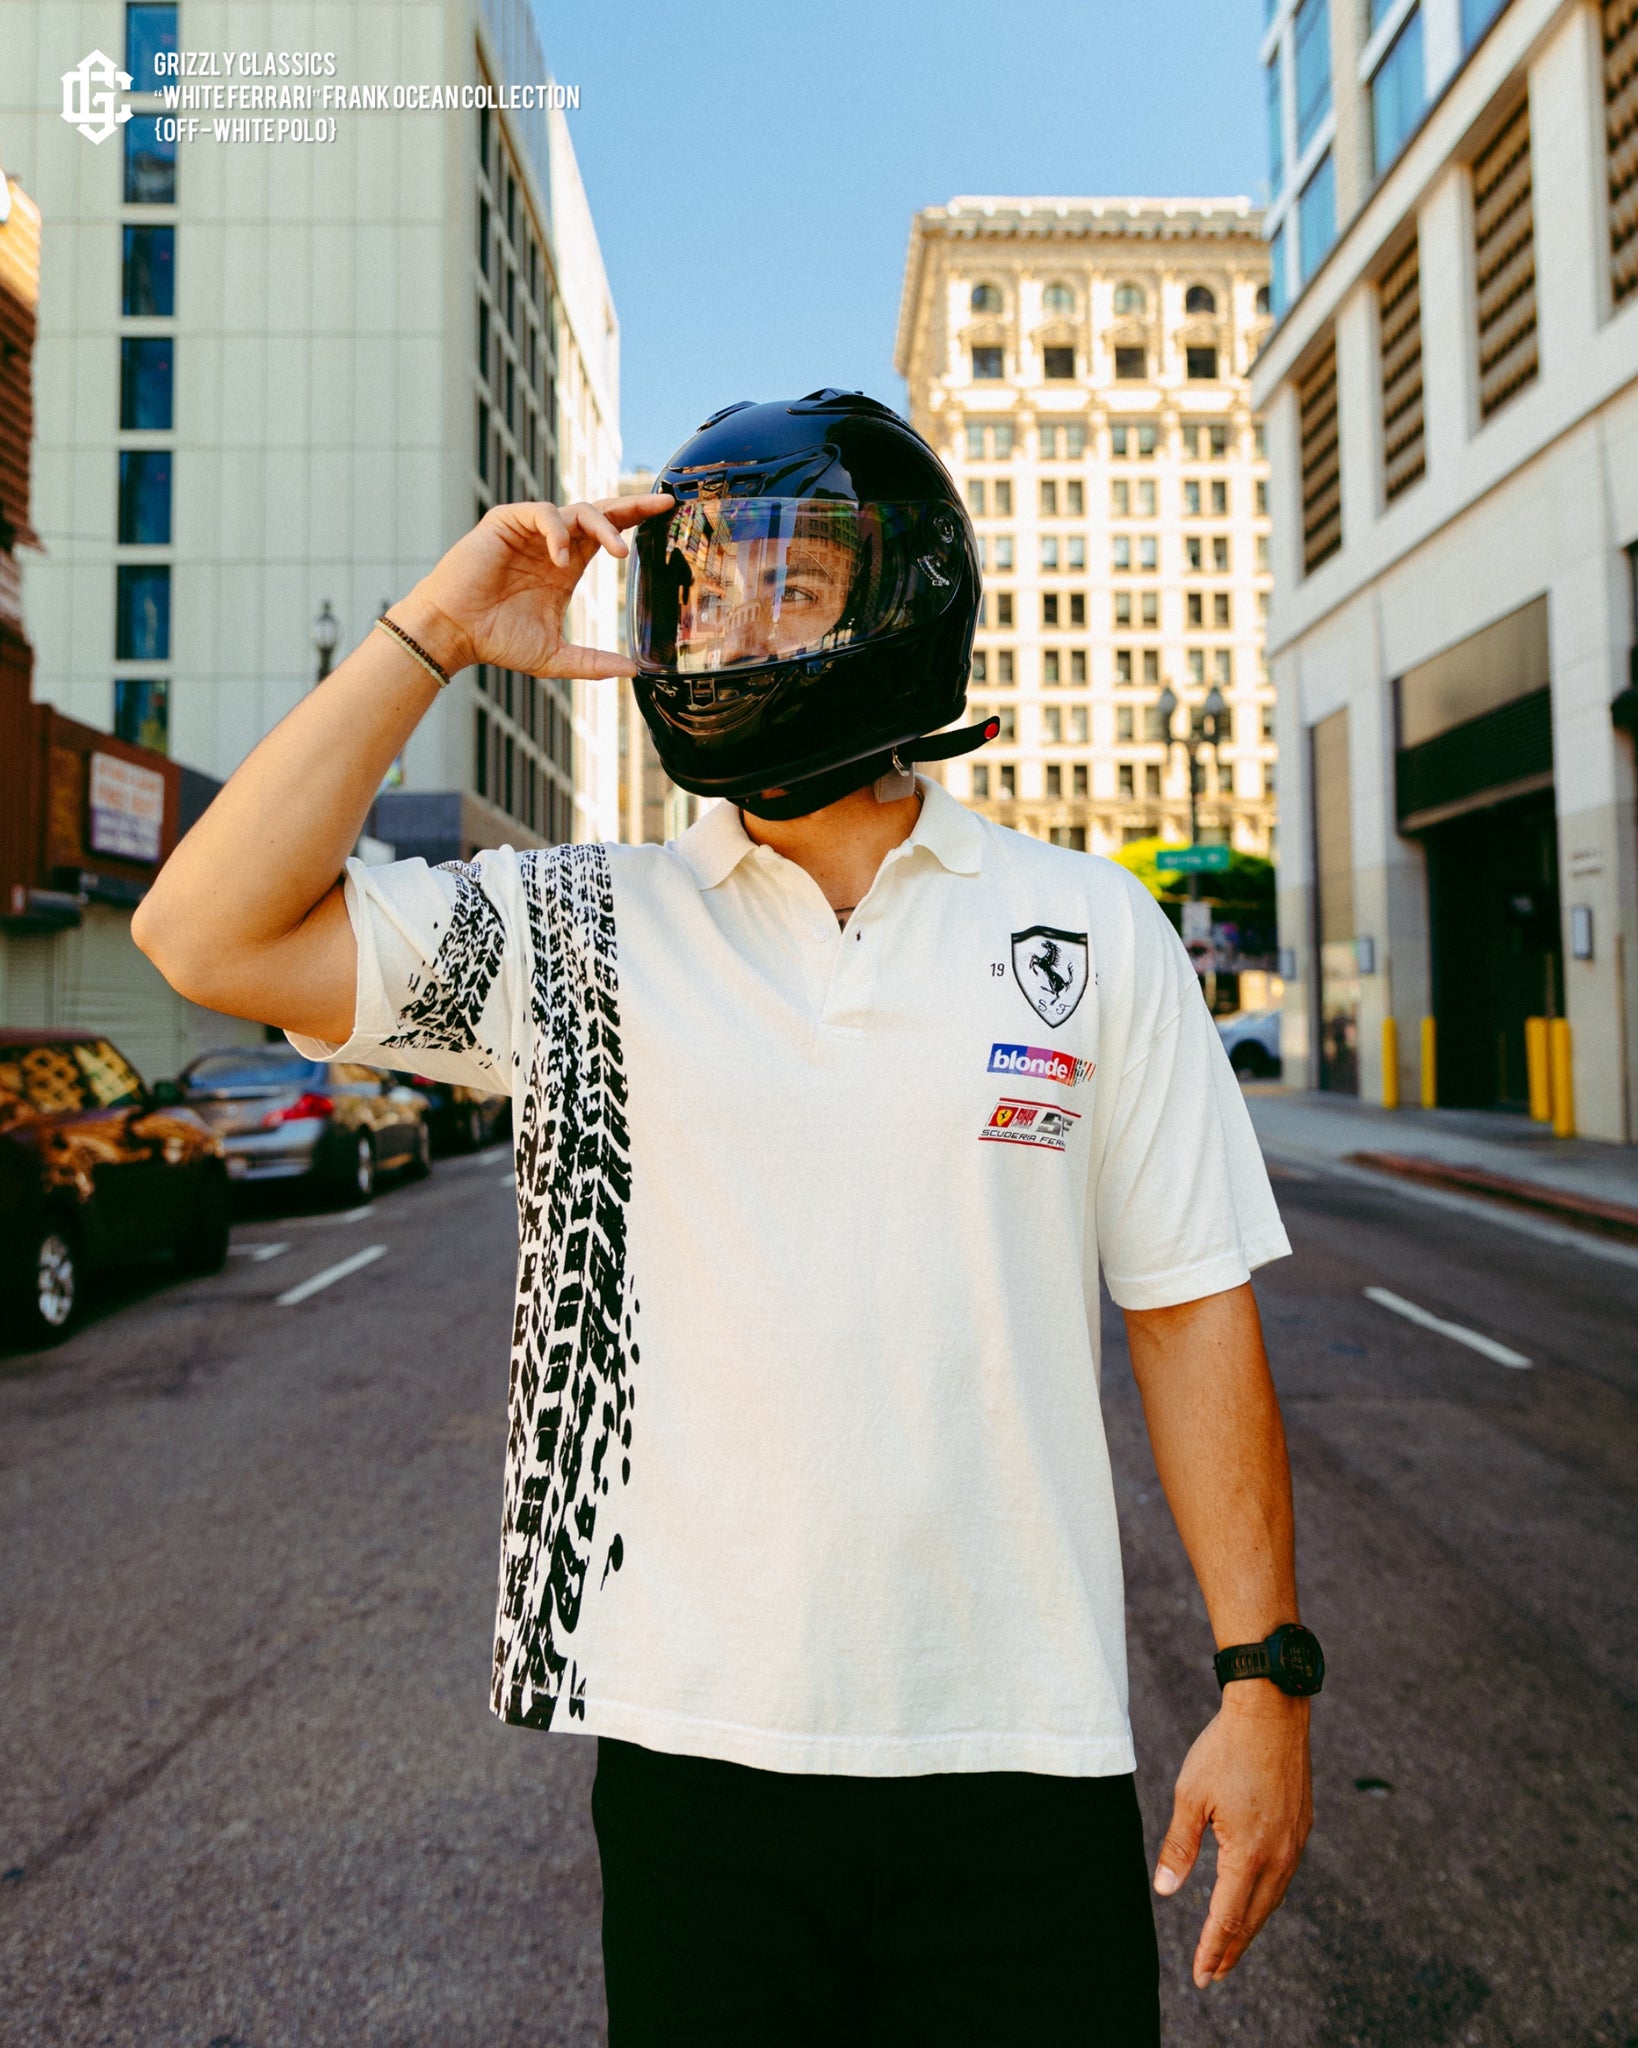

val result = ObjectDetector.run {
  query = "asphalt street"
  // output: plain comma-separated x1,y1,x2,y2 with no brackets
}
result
1,1131,1634,2047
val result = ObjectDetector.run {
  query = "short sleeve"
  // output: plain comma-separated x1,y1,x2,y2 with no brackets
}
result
1092,921,1290,1313
286,850,527,1093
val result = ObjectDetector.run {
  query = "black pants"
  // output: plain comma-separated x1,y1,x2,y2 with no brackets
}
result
592,1737,1161,2046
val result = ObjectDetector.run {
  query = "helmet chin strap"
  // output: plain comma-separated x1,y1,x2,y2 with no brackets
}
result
872,753,916,804
741,718,1002,823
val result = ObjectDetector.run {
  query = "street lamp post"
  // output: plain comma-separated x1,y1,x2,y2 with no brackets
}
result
313,600,339,685
1155,680,1228,852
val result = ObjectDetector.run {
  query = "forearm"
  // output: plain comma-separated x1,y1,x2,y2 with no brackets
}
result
1123,1282,1299,1651
132,593,453,1004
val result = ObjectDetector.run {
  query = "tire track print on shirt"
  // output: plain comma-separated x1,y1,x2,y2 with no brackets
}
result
492,844,636,1730
382,861,507,1073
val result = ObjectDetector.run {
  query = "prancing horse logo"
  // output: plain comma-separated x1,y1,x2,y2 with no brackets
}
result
1010,926,1090,1029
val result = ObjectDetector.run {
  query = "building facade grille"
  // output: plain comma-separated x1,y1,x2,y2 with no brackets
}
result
1299,335,1342,574
1378,239,1426,504
1606,0,1638,303
1472,96,1539,421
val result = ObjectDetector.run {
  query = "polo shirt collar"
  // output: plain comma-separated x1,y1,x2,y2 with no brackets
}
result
674,776,985,892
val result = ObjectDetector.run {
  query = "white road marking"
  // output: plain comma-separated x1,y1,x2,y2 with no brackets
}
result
1363,1286,1532,1368
497,1172,517,1187
332,1204,374,1224
276,1244,387,1307
229,1242,289,1262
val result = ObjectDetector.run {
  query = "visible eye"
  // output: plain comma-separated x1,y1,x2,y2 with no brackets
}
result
782,582,820,607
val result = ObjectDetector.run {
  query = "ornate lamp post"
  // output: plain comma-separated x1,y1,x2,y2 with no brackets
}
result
1155,679,1229,847
312,600,339,684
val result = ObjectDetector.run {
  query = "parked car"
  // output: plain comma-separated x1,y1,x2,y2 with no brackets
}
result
1216,1008,1282,1079
396,1073,510,1155
177,1047,431,1201
0,1028,230,1346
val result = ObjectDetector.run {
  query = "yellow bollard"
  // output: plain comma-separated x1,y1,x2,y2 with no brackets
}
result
1382,1016,1400,1109
1549,1017,1575,1137
1524,1016,1552,1122
1420,1016,1437,1109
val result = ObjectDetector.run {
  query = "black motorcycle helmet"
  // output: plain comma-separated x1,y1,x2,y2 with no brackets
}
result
628,389,997,819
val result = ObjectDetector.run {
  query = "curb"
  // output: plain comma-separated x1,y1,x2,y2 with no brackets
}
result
1347,1151,1638,1246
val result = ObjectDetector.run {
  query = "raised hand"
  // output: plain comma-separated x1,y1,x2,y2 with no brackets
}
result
393,492,675,682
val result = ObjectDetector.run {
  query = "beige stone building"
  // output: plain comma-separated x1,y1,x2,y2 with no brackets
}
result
894,197,1276,858
3,0,621,868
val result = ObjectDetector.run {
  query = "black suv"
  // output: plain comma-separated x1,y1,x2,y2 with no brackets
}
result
0,1028,230,1347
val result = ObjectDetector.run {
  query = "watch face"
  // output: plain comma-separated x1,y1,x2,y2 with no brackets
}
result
1273,1626,1324,1694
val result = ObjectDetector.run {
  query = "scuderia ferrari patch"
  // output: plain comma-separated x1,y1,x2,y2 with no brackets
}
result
980,1098,1081,1150
1011,926,1089,1029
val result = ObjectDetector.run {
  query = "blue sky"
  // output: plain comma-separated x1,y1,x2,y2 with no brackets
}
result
538,0,1270,472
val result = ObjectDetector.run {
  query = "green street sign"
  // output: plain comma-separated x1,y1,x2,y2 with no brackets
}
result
1155,844,1231,873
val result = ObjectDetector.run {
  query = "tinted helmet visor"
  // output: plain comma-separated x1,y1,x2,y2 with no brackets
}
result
632,497,964,675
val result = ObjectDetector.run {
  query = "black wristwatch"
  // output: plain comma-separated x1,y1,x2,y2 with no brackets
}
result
1213,1623,1325,1697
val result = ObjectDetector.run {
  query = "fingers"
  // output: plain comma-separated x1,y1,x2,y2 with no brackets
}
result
1192,1849,1259,1989
1153,1788,1206,1899
544,643,638,681
510,497,665,566
516,499,574,568
599,490,676,530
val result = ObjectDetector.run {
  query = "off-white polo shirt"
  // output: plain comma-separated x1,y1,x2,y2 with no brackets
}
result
294,778,1288,1777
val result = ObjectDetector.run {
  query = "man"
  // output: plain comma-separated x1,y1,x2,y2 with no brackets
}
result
135,390,1318,2044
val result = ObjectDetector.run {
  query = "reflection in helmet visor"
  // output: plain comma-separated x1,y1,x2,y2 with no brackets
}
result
634,498,959,674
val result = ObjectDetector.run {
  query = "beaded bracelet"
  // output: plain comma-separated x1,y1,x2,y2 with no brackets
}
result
373,613,451,689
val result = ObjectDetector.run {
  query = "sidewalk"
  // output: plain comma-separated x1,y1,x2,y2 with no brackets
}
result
1243,1087,1638,1239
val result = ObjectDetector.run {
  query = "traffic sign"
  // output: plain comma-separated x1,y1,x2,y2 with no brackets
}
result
1155,844,1231,873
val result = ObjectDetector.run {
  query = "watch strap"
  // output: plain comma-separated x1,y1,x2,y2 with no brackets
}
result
1214,1641,1275,1689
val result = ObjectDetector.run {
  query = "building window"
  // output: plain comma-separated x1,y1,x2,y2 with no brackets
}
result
1215,594,1232,626
124,115,176,203
1299,152,1337,282
1373,8,1425,177
971,282,1003,312
1070,595,1086,627
996,596,1014,629
1139,536,1157,572
1181,423,1230,458
1213,537,1231,571
1117,706,1135,740
1142,592,1158,625
1111,422,1158,457
1115,594,1132,625
972,346,1004,380
1257,479,1269,512
1042,345,1075,379
1066,480,1084,514
126,3,178,91
1300,332,1342,571
1113,536,1132,571
1143,650,1160,683
1045,765,1063,797
1115,346,1148,380
121,225,175,315
1294,0,1332,151
1256,282,1272,314
115,565,170,660
1038,421,1087,457
1461,0,1509,50
113,679,169,753
1068,706,1089,742
1112,479,1129,515
1119,764,1135,796
994,479,1013,515
1044,650,1061,684
1145,765,1163,797
1113,282,1146,315
118,449,172,543
968,479,986,514
994,536,1014,570
996,650,1014,683
971,651,988,682
1212,480,1228,513
999,765,1016,797
1041,594,1058,628
1606,0,1638,303
1379,234,1426,500
1072,769,1089,799
972,765,990,798
477,396,490,481
1266,55,1286,192
1269,223,1290,319
1070,650,1087,683
1215,649,1234,688
1473,95,1538,419
1043,282,1075,313
1186,346,1219,380
1186,284,1218,315
1184,480,1201,515
1067,536,1086,570
1189,649,1207,686
1044,709,1063,744
1188,592,1205,626
1040,480,1057,516
119,337,173,428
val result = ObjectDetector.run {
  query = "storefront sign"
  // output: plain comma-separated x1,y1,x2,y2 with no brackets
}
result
88,751,165,862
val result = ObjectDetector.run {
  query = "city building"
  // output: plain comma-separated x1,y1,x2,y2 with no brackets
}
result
1253,0,1638,1139
0,155,254,1075
612,468,703,846
3,0,621,872
894,197,1276,859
